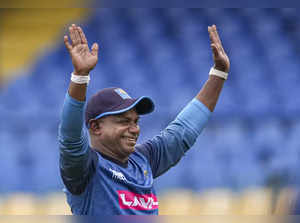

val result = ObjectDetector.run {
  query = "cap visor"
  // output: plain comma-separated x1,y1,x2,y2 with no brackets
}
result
93,96,154,120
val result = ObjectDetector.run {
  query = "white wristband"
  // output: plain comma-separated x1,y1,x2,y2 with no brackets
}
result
71,72,90,85
209,67,228,80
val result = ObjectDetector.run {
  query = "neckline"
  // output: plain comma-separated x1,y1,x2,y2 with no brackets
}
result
98,151,128,168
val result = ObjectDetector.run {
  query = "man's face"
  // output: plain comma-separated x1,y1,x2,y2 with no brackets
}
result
98,109,140,158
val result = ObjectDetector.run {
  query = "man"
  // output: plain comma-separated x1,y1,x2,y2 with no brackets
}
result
59,23,230,215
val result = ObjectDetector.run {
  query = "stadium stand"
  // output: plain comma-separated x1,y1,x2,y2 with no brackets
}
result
1,8,300,214
0,187,295,215
1,8,88,84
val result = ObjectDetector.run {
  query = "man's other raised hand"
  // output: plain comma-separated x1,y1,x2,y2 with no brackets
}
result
64,24,99,75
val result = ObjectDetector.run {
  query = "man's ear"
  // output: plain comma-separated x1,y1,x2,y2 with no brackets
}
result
89,120,102,135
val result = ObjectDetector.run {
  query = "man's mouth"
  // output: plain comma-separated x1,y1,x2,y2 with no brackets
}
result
124,136,137,144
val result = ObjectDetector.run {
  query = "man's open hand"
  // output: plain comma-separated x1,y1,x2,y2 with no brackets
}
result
208,25,230,73
64,24,99,75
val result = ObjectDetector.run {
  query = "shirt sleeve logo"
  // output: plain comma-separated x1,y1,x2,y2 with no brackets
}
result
118,190,159,210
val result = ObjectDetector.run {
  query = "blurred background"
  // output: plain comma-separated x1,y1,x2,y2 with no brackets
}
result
0,7,300,215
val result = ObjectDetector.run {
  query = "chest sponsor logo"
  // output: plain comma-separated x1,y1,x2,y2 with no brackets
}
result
118,190,158,210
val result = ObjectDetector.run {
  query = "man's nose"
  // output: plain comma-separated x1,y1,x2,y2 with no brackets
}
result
129,123,140,134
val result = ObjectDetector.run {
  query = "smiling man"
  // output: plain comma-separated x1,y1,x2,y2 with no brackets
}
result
58,23,230,215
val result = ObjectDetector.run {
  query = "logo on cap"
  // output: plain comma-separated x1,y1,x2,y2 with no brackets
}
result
114,88,132,100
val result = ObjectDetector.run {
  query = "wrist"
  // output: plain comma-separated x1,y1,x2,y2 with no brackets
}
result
209,67,228,80
73,70,90,76
213,65,229,73
71,72,90,85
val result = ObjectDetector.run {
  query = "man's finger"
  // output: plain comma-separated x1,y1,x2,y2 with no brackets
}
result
70,24,80,46
212,25,222,47
69,24,80,46
72,25,81,46
64,35,72,51
208,26,214,43
211,43,219,58
69,26,76,46
74,26,82,45
208,26,211,40
212,25,226,54
208,25,219,46
91,43,99,56
78,26,88,44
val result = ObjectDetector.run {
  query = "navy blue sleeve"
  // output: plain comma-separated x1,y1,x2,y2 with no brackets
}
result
136,98,212,178
58,92,97,195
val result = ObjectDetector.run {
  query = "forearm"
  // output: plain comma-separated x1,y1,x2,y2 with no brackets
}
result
144,98,211,178
59,92,86,142
58,90,90,184
196,75,225,112
58,80,92,195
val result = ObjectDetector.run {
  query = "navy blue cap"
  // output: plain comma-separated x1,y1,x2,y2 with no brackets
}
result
85,87,154,128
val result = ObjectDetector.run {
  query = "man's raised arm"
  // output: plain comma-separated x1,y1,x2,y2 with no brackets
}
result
137,25,230,178
58,24,99,195
196,24,230,111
